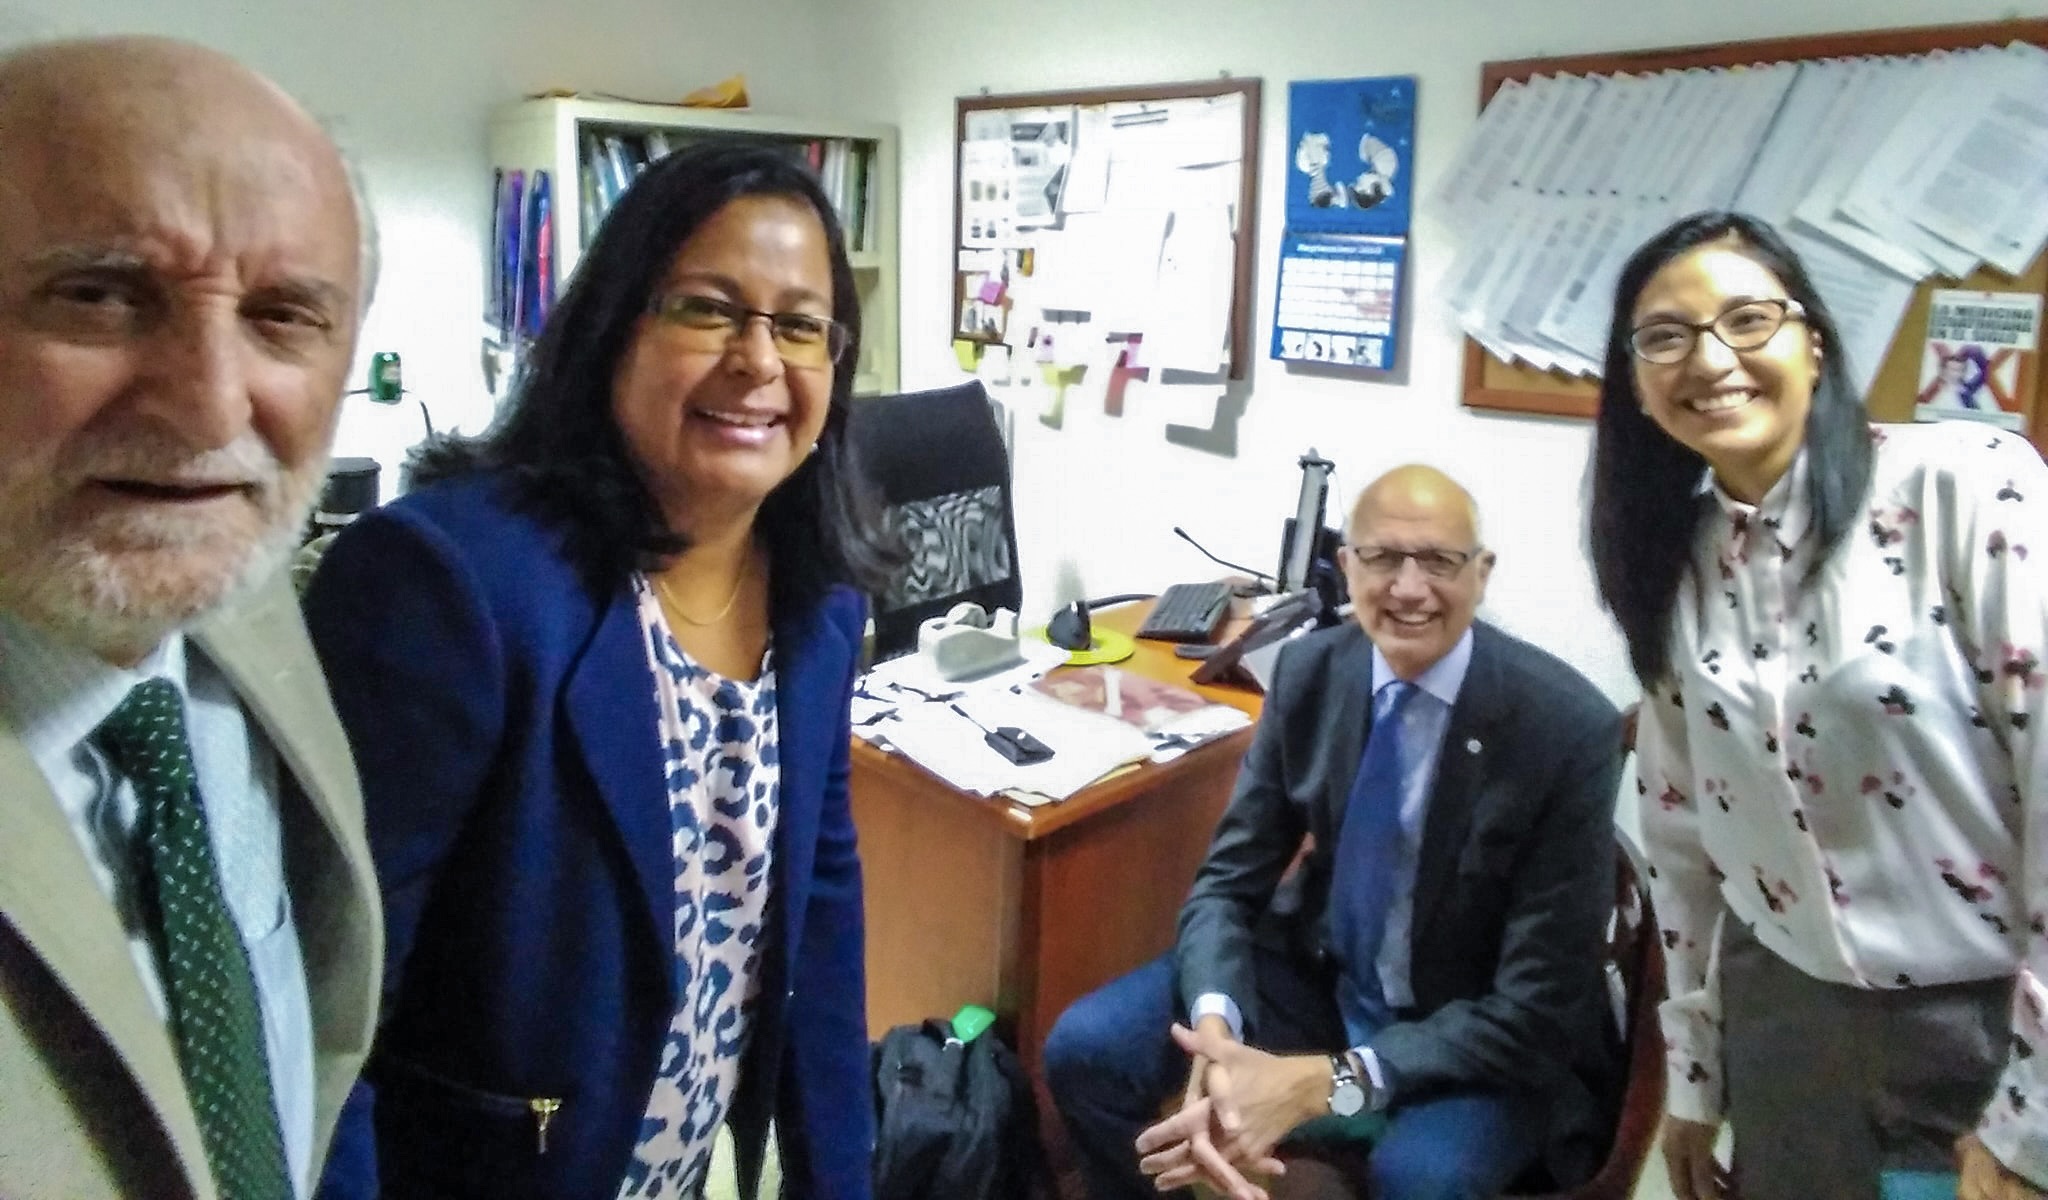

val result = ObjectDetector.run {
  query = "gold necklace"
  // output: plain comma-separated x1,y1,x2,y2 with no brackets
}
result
654,559,749,626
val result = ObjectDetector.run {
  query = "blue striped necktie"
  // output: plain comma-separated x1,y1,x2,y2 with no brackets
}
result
1329,679,1417,1042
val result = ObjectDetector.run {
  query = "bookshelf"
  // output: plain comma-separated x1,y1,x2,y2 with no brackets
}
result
488,97,900,395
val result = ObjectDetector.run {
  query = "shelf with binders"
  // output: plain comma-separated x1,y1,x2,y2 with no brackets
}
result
489,96,899,395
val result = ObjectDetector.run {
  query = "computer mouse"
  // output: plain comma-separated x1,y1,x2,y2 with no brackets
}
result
1047,600,1092,652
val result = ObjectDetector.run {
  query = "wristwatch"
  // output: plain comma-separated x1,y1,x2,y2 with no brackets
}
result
1327,1053,1367,1117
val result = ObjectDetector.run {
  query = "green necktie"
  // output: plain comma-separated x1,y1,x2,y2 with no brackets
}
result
98,677,292,1200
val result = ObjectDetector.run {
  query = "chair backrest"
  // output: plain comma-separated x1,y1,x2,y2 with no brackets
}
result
849,381,1023,660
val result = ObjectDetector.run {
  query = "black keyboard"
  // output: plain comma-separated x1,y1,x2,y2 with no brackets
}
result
1135,581,1232,643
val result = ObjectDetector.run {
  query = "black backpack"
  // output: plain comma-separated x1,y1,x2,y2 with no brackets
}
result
871,1019,1046,1200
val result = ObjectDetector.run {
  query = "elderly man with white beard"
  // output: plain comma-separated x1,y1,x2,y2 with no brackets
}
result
0,35,383,1200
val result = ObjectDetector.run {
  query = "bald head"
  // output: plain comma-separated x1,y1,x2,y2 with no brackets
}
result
1348,464,1482,548
0,36,370,302
0,36,367,663
1342,465,1493,681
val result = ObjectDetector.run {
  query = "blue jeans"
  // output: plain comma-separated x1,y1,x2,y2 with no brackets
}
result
1042,954,1548,1200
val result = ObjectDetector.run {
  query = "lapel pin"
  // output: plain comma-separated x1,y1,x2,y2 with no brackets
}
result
1465,738,1482,755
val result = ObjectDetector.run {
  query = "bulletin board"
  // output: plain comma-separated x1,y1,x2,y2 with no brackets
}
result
1456,17,2048,454
952,78,1262,380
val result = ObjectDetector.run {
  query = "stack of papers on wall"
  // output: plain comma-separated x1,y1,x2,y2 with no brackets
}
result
1432,42,2048,399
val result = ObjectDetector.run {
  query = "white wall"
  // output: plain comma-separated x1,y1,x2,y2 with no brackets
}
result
0,0,847,499
824,0,2048,707
19,0,2043,706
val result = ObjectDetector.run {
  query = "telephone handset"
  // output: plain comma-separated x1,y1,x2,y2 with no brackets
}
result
1188,590,1322,690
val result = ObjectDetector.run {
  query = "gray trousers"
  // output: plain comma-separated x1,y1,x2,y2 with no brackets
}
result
1722,914,2008,1200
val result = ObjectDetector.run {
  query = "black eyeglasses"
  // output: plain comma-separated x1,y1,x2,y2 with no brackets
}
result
647,293,849,368
1341,544,1479,580
1629,298,1806,365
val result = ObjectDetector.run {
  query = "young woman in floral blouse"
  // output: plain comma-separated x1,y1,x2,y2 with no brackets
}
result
1590,211,2048,1200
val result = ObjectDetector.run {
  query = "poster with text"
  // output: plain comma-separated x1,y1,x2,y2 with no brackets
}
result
1915,289,2041,432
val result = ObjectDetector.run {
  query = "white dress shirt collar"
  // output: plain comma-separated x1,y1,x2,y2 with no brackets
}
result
1370,624,1475,710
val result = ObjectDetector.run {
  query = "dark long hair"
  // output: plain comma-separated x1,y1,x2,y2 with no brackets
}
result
413,141,899,611
1589,211,1872,685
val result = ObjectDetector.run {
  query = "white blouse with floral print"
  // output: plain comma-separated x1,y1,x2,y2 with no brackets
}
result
1638,422,2048,1181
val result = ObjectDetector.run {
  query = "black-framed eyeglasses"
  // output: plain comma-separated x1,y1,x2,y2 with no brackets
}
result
1341,544,1479,580
1628,298,1806,365
647,293,850,368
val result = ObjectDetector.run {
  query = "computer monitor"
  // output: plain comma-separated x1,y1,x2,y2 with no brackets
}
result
1277,450,1334,595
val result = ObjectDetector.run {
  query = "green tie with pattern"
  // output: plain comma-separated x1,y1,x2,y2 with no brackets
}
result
98,677,292,1200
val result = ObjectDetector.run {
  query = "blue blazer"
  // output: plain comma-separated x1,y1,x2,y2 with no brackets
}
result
305,473,873,1199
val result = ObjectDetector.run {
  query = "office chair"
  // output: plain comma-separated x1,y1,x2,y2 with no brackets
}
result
848,380,1023,660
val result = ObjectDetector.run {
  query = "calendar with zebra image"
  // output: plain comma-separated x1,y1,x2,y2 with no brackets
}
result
1275,76,1415,369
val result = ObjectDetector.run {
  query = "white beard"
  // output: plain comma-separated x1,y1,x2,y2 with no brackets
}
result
0,429,327,663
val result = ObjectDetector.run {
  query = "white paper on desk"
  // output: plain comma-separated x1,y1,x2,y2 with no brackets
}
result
1148,204,1234,372
1785,228,1915,400
1902,42,2048,277
867,690,1155,802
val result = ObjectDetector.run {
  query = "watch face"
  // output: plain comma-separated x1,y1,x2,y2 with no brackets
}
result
1330,1077,1367,1117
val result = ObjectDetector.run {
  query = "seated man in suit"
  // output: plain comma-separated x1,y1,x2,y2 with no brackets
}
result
1045,465,1624,1200
0,37,382,1200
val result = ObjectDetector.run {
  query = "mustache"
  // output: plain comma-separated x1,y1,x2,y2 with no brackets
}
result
58,429,284,488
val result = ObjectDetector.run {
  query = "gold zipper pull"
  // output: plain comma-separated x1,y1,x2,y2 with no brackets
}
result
530,1097,561,1155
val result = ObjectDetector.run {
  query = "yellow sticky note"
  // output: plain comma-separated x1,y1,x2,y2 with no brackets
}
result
952,338,983,372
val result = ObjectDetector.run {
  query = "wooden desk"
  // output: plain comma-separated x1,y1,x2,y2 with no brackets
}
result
851,602,1263,1075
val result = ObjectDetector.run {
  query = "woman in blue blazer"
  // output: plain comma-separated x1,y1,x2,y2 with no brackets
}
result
306,144,899,1199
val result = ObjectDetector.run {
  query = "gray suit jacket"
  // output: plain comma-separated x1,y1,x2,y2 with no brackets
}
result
1176,620,1624,1179
0,576,382,1200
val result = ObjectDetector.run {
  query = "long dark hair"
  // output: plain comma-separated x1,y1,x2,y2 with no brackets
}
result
1589,211,1872,685
413,141,899,611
